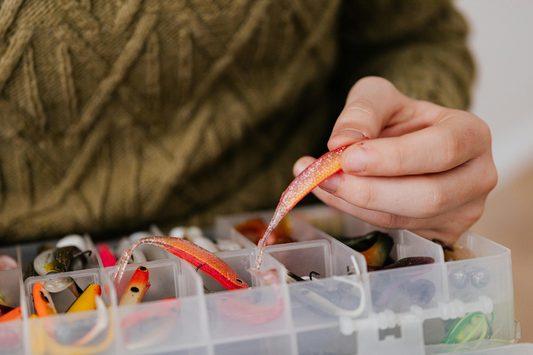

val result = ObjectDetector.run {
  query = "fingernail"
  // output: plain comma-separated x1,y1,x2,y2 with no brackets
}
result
345,148,367,172
331,129,366,142
319,173,340,193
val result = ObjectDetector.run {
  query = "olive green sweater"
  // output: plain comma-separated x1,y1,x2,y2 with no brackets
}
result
0,0,474,243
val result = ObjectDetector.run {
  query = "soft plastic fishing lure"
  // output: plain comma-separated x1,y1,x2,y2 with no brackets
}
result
291,279,366,318
254,146,347,269
121,298,181,350
113,236,249,291
30,295,112,352
97,243,117,267
0,254,18,271
119,266,151,306
215,269,284,325
441,312,494,344
0,306,21,323
32,281,58,317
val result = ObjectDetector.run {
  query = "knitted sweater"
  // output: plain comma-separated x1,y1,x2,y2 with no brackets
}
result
0,0,474,243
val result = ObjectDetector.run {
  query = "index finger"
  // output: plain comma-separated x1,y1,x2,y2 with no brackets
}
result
328,77,411,150
340,111,492,176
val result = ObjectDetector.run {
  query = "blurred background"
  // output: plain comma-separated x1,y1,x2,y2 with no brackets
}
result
455,0,533,343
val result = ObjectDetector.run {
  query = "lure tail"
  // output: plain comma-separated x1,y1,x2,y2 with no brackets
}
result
97,243,117,267
113,239,148,284
254,147,347,269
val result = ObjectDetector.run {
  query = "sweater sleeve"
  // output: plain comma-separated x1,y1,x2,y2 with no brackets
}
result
337,0,475,110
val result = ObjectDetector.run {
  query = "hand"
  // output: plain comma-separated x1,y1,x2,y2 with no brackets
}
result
293,77,497,244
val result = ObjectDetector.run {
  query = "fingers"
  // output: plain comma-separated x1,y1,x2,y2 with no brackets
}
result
294,153,497,219
328,77,493,177
309,185,485,244
328,77,411,150
341,111,492,176
297,75,495,243
408,196,488,243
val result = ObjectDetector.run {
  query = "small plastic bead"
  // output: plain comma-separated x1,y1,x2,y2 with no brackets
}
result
449,268,470,289
470,267,491,288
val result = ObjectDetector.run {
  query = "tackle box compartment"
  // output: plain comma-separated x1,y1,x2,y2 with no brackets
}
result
0,204,524,354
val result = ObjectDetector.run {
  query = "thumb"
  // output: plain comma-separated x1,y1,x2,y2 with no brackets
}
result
293,156,316,177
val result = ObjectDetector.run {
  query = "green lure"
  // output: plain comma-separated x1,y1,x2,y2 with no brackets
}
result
441,312,494,344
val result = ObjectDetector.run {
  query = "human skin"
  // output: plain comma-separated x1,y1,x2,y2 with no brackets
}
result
293,77,497,244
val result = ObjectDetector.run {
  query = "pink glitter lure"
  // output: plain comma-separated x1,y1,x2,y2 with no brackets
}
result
113,236,249,291
254,146,347,269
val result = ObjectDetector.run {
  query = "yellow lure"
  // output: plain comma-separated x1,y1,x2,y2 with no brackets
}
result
66,284,102,313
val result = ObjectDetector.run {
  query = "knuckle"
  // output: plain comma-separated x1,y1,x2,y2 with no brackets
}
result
457,201,485,229
344,100,378,122
355,181,374,210
443,112,493,166
423,185,449,217
444,133,465,166
463,113,493,154
484,163,499,192
467,204,485,225
391,145,405,175
374,213,402,229
319,189,337,205
477,118,493,148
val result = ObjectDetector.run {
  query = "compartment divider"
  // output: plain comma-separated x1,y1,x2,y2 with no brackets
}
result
17,245,31,355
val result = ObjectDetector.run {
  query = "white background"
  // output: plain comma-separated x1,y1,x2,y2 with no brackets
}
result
454,0,533,187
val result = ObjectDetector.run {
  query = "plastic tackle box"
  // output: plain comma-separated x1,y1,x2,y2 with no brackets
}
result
216,205,520,354
0,204,526,355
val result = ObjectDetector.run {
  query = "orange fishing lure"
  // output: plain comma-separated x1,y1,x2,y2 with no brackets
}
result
0,306,21,323
32,281,58,317
254,146,347,269
113,237,249,291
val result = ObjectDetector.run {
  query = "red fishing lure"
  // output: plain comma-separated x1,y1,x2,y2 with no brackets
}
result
113,237,249,291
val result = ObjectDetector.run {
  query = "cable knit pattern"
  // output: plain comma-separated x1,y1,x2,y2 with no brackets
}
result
0,0,474,242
